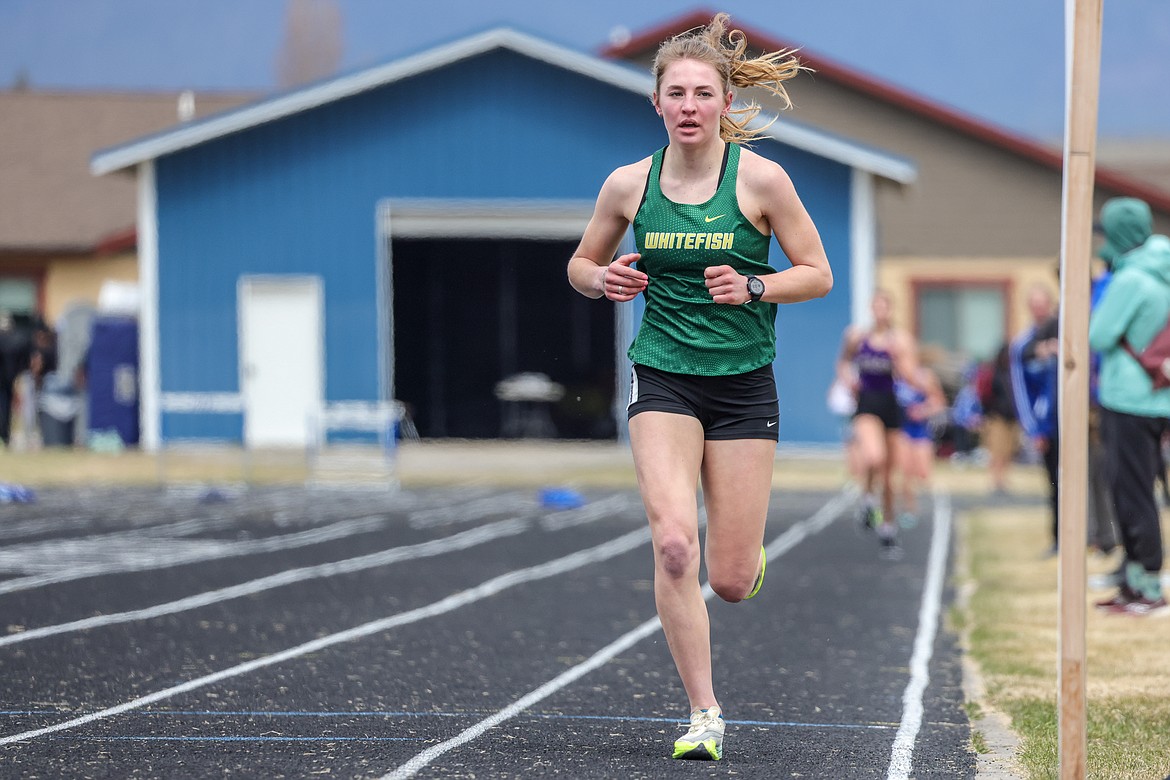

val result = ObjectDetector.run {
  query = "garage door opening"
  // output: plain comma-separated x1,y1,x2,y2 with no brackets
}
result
391,237,616,440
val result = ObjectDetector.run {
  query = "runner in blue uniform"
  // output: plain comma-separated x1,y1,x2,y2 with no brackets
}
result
895,363,945,527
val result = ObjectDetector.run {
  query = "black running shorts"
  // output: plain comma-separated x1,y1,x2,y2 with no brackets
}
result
627,363,780,441
854,388,903,431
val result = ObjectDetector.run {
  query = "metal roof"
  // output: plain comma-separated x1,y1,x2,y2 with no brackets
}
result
604,8,1170,215
91,27,916,184
0,90,252,249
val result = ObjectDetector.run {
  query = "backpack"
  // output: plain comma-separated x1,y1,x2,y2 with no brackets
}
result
1124,317,1170,389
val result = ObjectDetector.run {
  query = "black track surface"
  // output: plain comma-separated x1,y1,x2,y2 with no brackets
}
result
0,484,976,779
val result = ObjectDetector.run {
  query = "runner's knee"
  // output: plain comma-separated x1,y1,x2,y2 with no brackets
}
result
655,534,698,580
708,568,753,603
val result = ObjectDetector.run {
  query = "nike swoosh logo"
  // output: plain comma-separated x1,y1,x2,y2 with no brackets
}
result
704,214,726,223
767,420,777,427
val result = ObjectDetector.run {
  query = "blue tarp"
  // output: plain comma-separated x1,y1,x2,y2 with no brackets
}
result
86,317,139,446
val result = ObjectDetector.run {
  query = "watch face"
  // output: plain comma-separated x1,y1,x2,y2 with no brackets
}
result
748,277,765,296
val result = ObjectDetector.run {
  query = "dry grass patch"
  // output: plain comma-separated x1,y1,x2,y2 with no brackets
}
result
0,447,310,487
0,441,1052,495
959,499,1170,779
0,441,875,492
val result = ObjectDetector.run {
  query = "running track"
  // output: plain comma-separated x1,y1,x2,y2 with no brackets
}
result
0,483,975,778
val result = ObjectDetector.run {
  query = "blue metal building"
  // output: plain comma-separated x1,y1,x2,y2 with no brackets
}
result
91,28,915,450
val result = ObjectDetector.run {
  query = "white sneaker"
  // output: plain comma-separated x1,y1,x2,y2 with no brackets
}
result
672,705,724,760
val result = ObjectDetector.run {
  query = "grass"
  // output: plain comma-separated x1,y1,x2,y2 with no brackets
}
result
958,498,1170,779
964,700,985,722
994,696,1170,780
0,446,311,487
0,440,849,491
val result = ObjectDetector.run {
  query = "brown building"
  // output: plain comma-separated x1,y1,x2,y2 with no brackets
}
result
0,89,253,325
605,11,1170,368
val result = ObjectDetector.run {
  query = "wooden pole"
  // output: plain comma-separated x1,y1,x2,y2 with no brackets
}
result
1058,1,1102,777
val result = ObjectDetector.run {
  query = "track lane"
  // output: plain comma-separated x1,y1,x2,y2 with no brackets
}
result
0,486,974,779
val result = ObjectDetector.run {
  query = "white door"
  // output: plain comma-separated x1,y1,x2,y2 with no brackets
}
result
239,277,323,448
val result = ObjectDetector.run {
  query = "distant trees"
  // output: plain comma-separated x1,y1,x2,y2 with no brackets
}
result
275,0,344,89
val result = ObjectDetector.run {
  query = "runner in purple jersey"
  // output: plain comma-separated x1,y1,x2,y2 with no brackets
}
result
836,290,930,555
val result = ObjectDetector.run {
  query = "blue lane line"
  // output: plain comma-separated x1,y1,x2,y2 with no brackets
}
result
55,735,421,743
536,713,897,731
137,709,898,730
6,708,896,731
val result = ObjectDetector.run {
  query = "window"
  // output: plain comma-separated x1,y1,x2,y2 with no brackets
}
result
915,282,1007,363
0,277,37,316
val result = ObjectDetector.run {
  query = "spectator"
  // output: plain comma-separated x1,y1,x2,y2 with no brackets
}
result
1087,256,1119,557
979,342,1019,497
0,311,33,446
1089,196,1170,616
12,325,56,450
38,327,81,449
947,361,984,461
1010,284,1059,554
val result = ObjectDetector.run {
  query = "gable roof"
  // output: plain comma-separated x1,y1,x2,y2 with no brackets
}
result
601,9,1170,215
91,27,914,184
0,90,254,251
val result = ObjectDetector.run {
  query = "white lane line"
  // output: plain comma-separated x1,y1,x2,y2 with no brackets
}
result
382,486,857,780
408,494,538,529
886,489,953,780
0,491,632,647
0,515,184,543
386,616,664,780
0,485,481,542
0,518,528,649
0,524,652,746
0,514,378,574
539,494,641,531
0,516,385,596
0,513,243,551
0,497,228,542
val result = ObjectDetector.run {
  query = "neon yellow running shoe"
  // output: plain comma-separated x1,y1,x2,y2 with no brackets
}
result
672,706,724,760
745,546,766,599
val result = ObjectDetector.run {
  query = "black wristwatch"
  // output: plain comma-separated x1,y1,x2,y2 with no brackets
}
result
745,275,765,303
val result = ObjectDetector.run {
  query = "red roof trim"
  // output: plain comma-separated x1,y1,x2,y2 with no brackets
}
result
601,8,1170,215
93,225,137,255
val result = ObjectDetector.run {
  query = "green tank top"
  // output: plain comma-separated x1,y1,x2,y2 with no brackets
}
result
630,142,776,376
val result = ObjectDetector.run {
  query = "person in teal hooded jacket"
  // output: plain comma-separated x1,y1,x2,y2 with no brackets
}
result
1088,196,1170,615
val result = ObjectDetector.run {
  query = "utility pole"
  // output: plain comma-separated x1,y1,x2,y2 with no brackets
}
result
1057,0,1103,777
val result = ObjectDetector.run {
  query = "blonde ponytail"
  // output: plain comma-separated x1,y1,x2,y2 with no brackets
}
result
652,12,808,144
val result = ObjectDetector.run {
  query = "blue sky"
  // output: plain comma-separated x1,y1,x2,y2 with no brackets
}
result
2,0,1169,141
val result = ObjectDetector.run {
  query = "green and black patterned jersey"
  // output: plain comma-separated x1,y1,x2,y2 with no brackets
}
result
630,142,777,376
